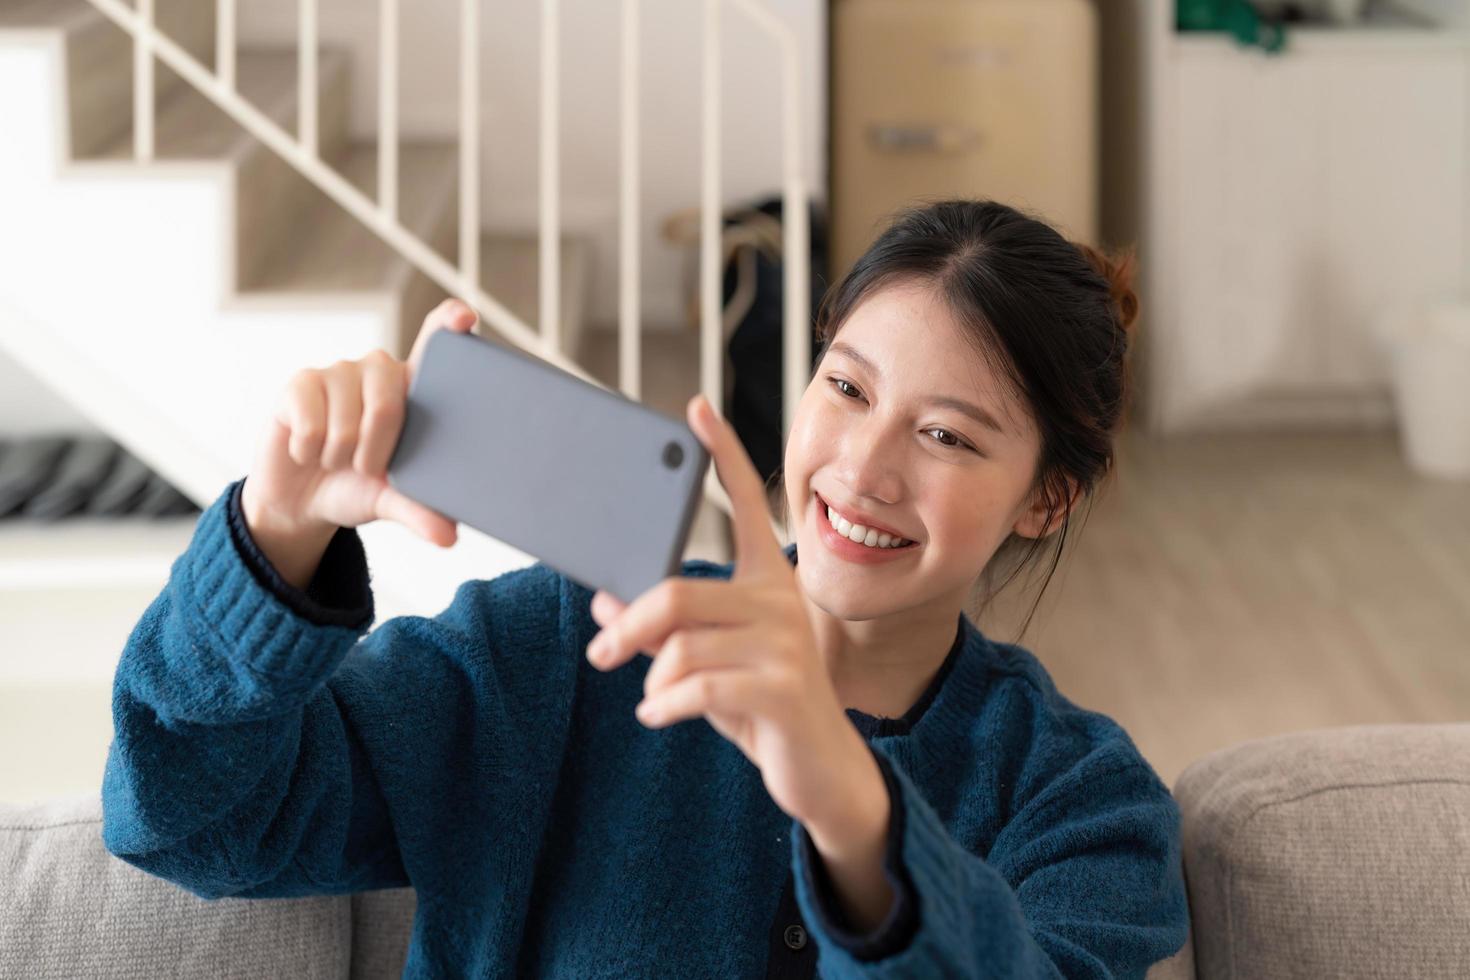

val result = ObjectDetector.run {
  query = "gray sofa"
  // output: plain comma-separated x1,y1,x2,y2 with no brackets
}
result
3,723,1466,978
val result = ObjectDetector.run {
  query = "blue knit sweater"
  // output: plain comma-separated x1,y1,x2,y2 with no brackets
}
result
101,478,1189,978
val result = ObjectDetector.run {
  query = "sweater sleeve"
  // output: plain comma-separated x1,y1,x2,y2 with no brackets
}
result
789,742,1189,979
100,476,563,901
796,745,919,958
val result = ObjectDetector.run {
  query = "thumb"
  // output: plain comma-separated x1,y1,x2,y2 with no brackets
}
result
406,299,479,386
590,588,627,626
376,484,458,547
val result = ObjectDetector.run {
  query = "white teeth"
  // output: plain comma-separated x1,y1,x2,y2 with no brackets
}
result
826,504,911,549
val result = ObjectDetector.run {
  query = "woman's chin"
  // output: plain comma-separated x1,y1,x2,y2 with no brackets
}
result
796,560,894,621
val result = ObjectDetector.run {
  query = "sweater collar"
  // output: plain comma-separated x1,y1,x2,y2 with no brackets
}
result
779,540,986,742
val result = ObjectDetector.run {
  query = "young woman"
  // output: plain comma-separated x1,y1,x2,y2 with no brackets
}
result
101,200,1187,978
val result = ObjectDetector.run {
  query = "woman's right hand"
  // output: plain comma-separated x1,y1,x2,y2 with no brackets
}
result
242,298,479,551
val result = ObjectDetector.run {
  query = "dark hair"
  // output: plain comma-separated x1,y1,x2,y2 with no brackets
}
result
777,199,1140,640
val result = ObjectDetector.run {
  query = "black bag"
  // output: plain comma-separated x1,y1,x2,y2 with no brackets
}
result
720,197,829,488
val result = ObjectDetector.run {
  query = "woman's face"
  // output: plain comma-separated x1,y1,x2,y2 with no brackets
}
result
782,279,1049,622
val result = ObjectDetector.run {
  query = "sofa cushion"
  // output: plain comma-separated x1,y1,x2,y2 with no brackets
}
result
1174,723,1470,980
349,887,416,980
0,791,352,979
1144,931,1195,980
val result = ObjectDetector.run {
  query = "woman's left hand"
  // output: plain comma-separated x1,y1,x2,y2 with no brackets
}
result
585,393,885,847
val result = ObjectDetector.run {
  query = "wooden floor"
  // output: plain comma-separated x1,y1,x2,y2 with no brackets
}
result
970,427,1470,786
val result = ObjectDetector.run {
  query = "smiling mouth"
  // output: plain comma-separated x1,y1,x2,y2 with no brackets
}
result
815,491,919,549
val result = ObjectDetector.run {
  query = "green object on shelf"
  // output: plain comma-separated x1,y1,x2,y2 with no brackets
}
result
1177,0,1287,53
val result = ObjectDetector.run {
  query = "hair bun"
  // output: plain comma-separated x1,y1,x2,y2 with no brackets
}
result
1075,241,1140,333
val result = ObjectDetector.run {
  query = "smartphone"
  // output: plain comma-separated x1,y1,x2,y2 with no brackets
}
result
386,328,710,604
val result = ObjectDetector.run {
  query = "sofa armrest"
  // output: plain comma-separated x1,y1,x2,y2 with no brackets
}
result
0,792,353,978
1172,723,1470,980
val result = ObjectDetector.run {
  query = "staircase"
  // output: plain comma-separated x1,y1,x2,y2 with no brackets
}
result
0,0,735,644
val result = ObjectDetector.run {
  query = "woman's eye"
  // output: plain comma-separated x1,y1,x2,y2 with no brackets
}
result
827,378,974,453
926,428,969,451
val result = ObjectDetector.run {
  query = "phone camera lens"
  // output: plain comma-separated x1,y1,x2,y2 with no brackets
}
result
662,442,684,469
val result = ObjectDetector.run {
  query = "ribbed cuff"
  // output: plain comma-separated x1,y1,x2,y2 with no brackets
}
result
792,744,920,962
792,743,1053,979
177,478,374,691
226,476,374,629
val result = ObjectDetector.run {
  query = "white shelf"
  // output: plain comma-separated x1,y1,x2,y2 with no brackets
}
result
1173,26,1470,54
0,682,112,806
0,517,197,684
0,519,201,804
0,516,196,583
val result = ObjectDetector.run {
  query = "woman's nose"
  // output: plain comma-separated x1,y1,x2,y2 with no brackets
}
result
836,421,906,503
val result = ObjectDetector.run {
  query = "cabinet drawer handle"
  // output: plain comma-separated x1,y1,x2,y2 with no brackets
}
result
867,124,980,153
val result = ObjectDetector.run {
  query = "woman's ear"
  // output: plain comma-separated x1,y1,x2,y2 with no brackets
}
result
1010,476,1082,540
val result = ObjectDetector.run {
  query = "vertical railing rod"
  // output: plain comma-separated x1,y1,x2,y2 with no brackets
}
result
619,0,641,401
726,0,812,448
300,0,318,156
540,0,561,356
134,0,154,161
700,0,721,428
698,0,740,521
380,0,399,220
777,34,809,442
460,0,480,294
217,0,236,90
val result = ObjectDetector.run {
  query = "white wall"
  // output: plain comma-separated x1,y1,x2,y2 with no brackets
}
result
239,0,827,327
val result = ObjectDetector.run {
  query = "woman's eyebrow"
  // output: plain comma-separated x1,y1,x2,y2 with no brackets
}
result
828,341,1008,436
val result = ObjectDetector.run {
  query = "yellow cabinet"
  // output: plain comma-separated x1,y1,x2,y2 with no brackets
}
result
830,0,1099,278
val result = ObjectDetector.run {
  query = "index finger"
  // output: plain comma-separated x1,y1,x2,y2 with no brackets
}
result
686,393,785,578
588,577,752,671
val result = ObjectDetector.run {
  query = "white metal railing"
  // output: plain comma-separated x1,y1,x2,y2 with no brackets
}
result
701,0,722,453
460,0,479,295
83,0,810,532
299,0,317,155
619,0,641,405
216,0,234,91
378,0,396,220
132,0,153,161
541,0,560,360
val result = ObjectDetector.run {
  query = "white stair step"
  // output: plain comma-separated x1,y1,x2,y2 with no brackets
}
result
0,0,93,30
0,0,134,158
237,139,459,356
86,47,352,165
2,0,220,159
248,141,458,295
82,47,361,303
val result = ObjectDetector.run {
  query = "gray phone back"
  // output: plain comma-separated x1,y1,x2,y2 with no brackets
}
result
386,329,710,604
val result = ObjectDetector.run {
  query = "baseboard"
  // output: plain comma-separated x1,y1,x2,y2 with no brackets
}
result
1154,386,1397,434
